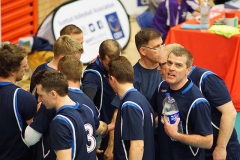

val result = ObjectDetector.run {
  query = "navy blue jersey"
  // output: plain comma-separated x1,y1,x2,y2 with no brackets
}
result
51,102,95,160
82,57,120,150
68,87,100,129
189,66,240,158
133,61,162,102
30,105,56,160
114,88,155,160
29,63,57,160
152,80,212,160
0,82,37,160
30,63,54,94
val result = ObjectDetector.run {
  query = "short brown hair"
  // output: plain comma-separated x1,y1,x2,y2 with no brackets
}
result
108,56,133,83
170,47,193,68
0,44,28,77
34,69,68,96
135,28,162,52
58,55,83,82
53,35,83,57
60,24,82,36
99,39,121,60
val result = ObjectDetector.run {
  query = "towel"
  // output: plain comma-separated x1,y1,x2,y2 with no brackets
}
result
208,25,240,38
181,23,209,30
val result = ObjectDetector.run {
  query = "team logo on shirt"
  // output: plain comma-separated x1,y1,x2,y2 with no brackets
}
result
161,89,167,93
105,12,125,40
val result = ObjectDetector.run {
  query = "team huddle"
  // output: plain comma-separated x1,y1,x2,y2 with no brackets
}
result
0,25,240,160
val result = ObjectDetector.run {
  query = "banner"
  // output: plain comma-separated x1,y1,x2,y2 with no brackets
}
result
37,0,130,63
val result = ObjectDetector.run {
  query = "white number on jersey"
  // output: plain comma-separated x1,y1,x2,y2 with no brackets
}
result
84,123,96,153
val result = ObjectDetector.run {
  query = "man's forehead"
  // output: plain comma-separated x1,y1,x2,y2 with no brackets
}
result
168,54,187,63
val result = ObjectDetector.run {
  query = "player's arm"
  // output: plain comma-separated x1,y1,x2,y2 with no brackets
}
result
96,121,108,137
104,109,118,160
25,102,42,125
155,115,158,128
213,101,236,159
55,148,72,160
24,125,42,146
163,116,213,148
83,87,97,101
129,140,144,160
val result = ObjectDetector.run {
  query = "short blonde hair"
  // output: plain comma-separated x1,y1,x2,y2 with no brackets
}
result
53,35,83,57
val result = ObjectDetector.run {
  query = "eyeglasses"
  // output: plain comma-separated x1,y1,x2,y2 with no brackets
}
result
159,62,167,67
143,44,165,51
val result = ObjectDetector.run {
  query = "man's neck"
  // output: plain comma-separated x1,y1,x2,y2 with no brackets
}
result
55,96,75,111
170,78,189,91
68,80,80,89
48,57,59,70
0,76,16,84
139,58,159,69
118,83,134,99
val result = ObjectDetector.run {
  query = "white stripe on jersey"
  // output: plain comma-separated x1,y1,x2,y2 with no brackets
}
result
186,98,208,156
166,0,170,26
55,115,76,160
13,88,28,146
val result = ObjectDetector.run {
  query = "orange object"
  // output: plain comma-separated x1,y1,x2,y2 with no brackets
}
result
1,0,38,44
225,10,235,18
165,11,240,111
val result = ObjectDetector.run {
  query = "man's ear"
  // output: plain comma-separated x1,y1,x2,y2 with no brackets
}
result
109,75,116,82
139,47,147,56
9,70,15,76
186,66,192,76
50,90,57,99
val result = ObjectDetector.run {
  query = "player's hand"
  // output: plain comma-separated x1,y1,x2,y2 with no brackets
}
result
212,145,226,160
163,115,180,139
107,123,115,132
37,102,42,112
104,147,113,160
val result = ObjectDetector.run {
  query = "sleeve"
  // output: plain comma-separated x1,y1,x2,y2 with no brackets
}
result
24,125,42,146
121,103,144,140
82,72,100,92
202,74,231,108
111,94,120,108
50,118,72,150
190,99,212,136
30,104,56,133
83,88,97,101
17,89,37,121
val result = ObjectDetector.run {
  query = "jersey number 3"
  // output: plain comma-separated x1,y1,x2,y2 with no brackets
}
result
84,123,96,153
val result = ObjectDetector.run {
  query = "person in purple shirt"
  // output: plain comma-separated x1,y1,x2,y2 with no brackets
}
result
151,0,199,41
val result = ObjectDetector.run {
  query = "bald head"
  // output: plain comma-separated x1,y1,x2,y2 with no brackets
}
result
99,39,121,60
160,43,184,62
165,43,184,55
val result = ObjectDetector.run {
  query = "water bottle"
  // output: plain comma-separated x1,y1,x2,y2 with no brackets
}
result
162,93,183,134
96,135,102,149
200,0,210,32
